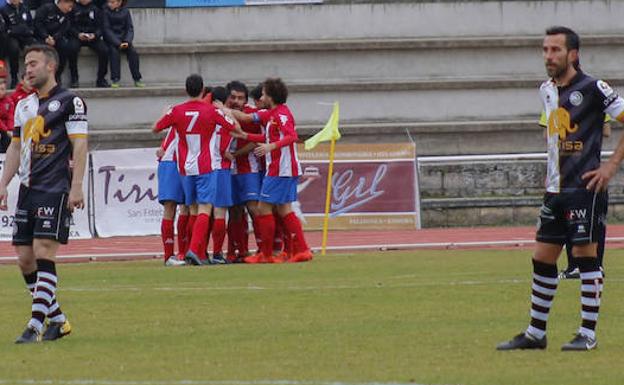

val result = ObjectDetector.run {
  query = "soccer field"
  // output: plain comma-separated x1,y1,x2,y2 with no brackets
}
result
0,249,623,385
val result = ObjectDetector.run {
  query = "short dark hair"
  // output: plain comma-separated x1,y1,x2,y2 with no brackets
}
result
226,80,248,100
546,26,580,52
263,78,288,105
185,74,203,98
202,86,212,98
211,86,227,104
24,44,59,67
250,83,263,101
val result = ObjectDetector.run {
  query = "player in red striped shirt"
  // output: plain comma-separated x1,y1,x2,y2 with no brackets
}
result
226,78,312,263
154,74,244,265
224,81,263,262
152,123,188,266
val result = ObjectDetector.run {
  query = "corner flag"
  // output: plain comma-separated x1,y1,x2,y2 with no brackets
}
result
305,102,340,150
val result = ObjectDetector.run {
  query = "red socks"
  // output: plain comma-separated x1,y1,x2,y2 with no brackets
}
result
227,216,248,256
274,215,284,252
252,216,263,252
256,214,275,257
188,214,210,257
176,214,189,256
186,215,197,253
212,218,226,254
282,212,308,254
161,219,175,261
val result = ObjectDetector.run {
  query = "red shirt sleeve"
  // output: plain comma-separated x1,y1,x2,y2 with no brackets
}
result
154,107,175,132
273,111,298,149
253,109,271,125
214,108,236,132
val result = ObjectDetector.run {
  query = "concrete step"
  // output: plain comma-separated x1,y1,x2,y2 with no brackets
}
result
68,35,624,87
91,118,624,156
75,76,624,129
128,2,624,43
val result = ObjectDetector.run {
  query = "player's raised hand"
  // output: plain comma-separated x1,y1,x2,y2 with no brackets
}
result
68,186,85,212
582,161,617,192
0,184,8,211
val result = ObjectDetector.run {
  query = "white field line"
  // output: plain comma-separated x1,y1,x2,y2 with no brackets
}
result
0,380,447,385
2,236,624,263
43,279,531,293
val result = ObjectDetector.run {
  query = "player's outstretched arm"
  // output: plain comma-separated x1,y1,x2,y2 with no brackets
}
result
69,136,88,211
0,138,20,210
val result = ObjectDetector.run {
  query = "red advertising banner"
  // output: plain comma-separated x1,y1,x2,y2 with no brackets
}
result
296,143,420,230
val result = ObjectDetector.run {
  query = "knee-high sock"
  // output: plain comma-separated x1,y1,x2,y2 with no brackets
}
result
274,215,284,252
161,218,175,261
176,214,189,256
577,257,603,340
23,271,64,324
525,259,559,339
185,215,197,253
241,214,249,255
252,216,263,252
212,218,226,255
282,212,309,254
227,217,237,257
256,214,275,256
29,259,64,333
188,214,210,257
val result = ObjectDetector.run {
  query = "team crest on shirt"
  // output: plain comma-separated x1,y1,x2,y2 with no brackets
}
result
279,114,288,125
569,91,583,106
48,100,61,112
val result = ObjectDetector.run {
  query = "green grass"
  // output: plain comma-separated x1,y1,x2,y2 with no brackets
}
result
0,249,623,385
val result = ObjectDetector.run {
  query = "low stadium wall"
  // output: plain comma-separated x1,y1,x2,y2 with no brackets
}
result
0,143,421,240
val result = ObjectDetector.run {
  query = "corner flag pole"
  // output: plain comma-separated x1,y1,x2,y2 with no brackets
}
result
321,136,336,256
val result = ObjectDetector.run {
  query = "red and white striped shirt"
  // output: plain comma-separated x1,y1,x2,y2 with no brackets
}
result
154,100,236,176
232,104,263,175
158,127,177,162
252,104,301,177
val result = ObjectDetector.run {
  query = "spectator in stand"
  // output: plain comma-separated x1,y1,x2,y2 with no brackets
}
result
102,0,143,88
34,0,76,86
10,73,35,106
0,14,7,62
0,77,13,152
1,0,36,89
69,0,110,87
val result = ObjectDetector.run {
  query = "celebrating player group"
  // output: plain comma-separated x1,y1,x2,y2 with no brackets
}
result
153,75,313,266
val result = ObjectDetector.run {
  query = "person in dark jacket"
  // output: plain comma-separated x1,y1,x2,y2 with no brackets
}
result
102,0,142,87
0,12,8,63
34,0,77,86
68,0,109,87
26,0,53,9
1,0,36,88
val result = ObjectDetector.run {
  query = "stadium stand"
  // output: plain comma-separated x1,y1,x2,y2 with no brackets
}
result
54,1,624,226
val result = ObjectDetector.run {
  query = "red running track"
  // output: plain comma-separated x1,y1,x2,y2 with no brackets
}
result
2,225,624,263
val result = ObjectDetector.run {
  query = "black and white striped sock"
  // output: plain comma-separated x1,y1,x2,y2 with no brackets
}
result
23,270,66,324
28,259,61,333
576,257,603,340
526,259,559,340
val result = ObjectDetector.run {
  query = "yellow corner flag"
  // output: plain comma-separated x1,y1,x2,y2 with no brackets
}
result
305,102,340,150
